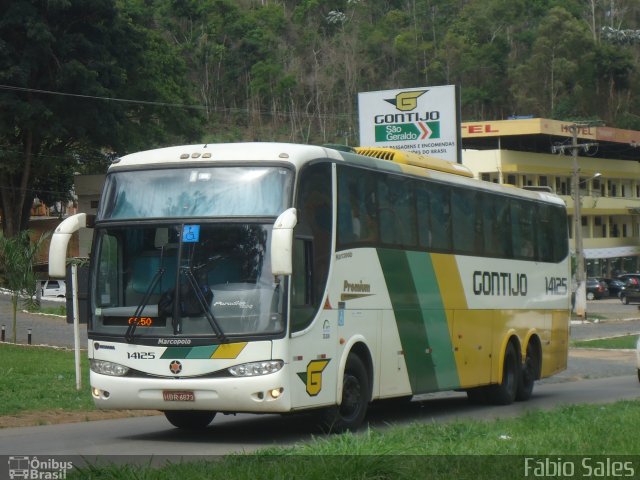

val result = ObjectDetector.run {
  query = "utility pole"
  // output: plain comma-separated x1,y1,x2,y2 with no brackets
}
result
552,124,598,318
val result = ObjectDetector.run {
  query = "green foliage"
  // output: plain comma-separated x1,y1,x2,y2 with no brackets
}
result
0,230,49,342
3,0,640,236
0,0,204,236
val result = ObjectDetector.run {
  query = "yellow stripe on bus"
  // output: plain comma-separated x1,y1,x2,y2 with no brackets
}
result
430,254,467,310
211,342,248,359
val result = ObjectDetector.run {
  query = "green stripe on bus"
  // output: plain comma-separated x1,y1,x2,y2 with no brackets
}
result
378,249,438,393
160,347,192,359
406,251,459,390
160,346,219,359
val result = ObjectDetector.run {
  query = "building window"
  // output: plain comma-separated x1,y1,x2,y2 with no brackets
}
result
539,176,548,187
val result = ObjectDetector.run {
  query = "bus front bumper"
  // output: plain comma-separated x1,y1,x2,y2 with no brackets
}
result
89,367,291,413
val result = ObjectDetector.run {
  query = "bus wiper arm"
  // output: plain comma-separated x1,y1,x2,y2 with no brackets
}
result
183,268,227,342
125,267,165,343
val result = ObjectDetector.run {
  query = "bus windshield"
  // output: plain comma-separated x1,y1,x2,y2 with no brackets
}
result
98,166,292,219
92,223,285,339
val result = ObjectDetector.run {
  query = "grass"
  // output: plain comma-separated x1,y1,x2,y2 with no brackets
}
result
0,343,93,416
3,343,638,479
572,334,638,349
68,401,640,479
25,303,66,316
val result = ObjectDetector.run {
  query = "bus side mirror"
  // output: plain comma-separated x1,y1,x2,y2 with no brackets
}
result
271,208,297,276
49,213,89,278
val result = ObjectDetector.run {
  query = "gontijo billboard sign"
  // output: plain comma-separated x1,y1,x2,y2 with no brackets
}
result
358,85,461,163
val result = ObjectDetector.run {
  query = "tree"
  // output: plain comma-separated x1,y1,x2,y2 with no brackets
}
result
0,0,203,238
0,230,49,343
509,7,596,118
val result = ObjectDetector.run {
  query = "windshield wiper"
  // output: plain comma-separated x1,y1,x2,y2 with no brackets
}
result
125,267,165,343
182,267,227,342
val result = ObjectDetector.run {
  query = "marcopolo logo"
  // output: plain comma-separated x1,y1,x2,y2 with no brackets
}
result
375,89,441,143
7,456,73,479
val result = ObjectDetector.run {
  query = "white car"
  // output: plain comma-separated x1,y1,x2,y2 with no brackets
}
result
41,279,66,298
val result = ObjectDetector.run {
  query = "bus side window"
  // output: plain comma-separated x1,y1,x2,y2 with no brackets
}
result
511,199,535,260
429,183,452,252
416,186,432,249
379,176,416,247
535,205,552,262
337,166,378,245
551,205,569,261
496,199,513,258
452,188,481,255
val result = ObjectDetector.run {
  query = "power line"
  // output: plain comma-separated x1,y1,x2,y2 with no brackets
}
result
0,84,357,120
0,84,207,110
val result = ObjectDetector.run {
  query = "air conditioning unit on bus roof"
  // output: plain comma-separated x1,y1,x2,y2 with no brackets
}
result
354,146,473,178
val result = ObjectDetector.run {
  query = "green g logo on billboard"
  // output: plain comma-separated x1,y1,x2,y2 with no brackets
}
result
384,90,427,111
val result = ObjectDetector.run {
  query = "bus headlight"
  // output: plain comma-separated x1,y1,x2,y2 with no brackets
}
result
90,359,130,377
228,360,283,377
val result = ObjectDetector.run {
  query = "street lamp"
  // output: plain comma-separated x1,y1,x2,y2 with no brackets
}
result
573,158,601,319
551,123,600,318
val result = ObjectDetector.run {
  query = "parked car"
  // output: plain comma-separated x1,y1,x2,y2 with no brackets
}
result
620,277,640,304
601,278,625,298
41,279,66,298
586,278,608,300
616,273,640,286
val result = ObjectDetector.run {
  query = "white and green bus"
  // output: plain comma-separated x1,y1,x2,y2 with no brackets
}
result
49,143,570,432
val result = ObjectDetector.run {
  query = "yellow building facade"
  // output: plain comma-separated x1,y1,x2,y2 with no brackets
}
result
461,118,640,278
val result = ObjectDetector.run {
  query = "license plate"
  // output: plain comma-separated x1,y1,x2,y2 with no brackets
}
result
162,390,195,402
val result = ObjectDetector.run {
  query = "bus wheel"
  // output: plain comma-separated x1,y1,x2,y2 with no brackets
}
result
516,343,539,401
320,353,370,433
164,410,216,430
486,342,519,405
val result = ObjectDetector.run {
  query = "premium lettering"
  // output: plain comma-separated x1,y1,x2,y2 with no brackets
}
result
343,280,371,293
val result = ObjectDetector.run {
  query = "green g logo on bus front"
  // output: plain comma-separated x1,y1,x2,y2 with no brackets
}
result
297,359,330,396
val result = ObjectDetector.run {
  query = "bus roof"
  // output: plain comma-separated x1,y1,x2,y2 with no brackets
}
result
111,143,345,169
110,142,565,207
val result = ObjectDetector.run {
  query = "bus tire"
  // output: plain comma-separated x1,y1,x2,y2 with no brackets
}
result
164,410,216,430
320,353,370,433
516,343,539,401
486,342,519,405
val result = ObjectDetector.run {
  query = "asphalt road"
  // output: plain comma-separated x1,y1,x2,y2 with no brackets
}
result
0,291,87,348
